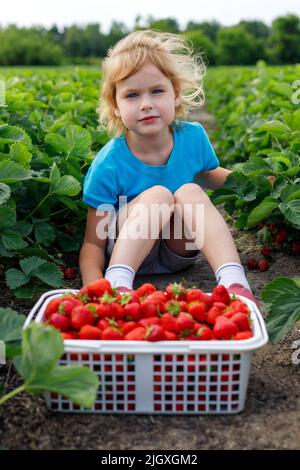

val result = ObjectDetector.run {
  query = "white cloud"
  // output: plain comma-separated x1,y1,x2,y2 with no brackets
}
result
1,0,299,32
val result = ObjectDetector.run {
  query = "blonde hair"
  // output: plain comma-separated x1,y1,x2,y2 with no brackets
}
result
98,29,206,137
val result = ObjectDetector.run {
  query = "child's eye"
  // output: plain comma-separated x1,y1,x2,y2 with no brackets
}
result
152,89,163,94
126,93,137,98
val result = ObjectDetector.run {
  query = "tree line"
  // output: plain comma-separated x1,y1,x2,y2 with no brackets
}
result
0,14,299,66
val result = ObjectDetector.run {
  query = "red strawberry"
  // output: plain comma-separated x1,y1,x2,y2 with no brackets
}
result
71,305,96,330
195,325,213,340
165,282,186,301
260,246,271,257
275,229,287,244
211,285,230,305
124,326,146,341
231,313,251,332
258,259,269,272
79,325,102,340
234,331,253,340
49,313,70,332
247,258,258,270
64,224,75,234
175,312,194,333
123,302,141,321
139,317,160,327
136,283,157,298
187,302,206,322
121,321,139,334
83,278,112,298
44,297,64,319
160,313,177,333
140,299,159,318
213,316,238,340
62,331,79,340
186,288,203,303
145,325,166,342
206,306,222,325
230,299,249,314
101,326,123,340
292,242,300,254
64,267,76,280
164,331,178,340
58,297,82,317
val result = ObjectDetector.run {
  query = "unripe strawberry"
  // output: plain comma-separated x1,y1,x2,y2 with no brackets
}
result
258,259,269,272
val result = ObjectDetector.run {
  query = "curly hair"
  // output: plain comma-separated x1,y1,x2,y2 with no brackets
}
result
97,29,206,137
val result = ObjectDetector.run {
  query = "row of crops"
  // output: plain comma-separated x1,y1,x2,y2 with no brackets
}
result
0,64,299,303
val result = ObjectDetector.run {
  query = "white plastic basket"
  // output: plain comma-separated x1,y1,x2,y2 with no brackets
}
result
24,289,268,414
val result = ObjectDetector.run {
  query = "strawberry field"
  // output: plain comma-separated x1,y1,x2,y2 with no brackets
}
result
0,64,300,450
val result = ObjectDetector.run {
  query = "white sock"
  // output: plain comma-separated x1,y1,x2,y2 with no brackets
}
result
215,262,251,291
104,264,135,289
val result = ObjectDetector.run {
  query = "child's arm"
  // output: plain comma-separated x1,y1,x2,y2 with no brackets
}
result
198,167,276,190
197,167,232,190
79,206,111,287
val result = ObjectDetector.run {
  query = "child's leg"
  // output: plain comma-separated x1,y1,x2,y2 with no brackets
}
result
164,183,251,290
104,185,174,289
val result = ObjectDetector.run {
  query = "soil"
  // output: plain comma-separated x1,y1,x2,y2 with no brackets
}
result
0,109,299,450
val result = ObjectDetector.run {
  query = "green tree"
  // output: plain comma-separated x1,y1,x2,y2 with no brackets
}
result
216,25,266,65
268,14,300,64
183,30,216,65
185,20,221,41
145,16,180,33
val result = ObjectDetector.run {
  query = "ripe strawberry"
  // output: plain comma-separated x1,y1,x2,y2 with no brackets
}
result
275,229,287,244
83,278,112,298
268,223,277,232
292,242,300,254
71,305,96,330
206,306,222,325
64,267,76,280
145,324,166,342
165,282,186,301
231,313,251,332
79,325,102,340
123,302,141,321
121,321,139,334
213,316,238,340
44,297,64,319
186,288,203,303
230,299,249,314
211,285,230,305
175,312,194,333
139,317,160,327
140,299,159,318
160,313,177,333
49,313,70,332
58,297,82,317
64,224,75,234
164,331,178,340
136,283,157,298
258,259,269,272
234,331,253,340
195,325,213,340
260,246,271,257
246,258,258,270
187,302,206,322
124,326,146,341
58,264,65,274
61,331,79,340
101,326,123,340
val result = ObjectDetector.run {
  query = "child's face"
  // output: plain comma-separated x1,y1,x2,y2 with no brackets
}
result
114,62,180,136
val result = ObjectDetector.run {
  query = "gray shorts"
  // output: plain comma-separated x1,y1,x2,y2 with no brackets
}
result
104,233,201,275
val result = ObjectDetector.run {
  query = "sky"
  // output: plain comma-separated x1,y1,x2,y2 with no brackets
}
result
1,0,300,33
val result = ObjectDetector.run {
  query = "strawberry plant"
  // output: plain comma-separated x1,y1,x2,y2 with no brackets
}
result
0,309,99,408
262,276,300,343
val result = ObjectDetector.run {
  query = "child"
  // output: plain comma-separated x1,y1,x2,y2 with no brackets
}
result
79,29,257,304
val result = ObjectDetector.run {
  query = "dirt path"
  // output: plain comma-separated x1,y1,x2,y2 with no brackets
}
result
0,109,300,450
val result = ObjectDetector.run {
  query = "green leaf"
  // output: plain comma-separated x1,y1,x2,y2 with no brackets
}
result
9,143,32,168
51,175,81,197
262,277,300,343
65,125,92,158
14,323,64,382
56,231,79,252
14,323,99,408
0,124,30,144
279,200,300,229
45,133,68,155
280,184,300,202
0,206,16,229
1,229,28,250
247,197,278,228
258,120,292,139
32,262,63,287
0,308,26,343
49,162,60,186
0,183,11,205
0,161,32,183
34,222,56,247
28,365,99,409
19,256,46,277
5,268,30,289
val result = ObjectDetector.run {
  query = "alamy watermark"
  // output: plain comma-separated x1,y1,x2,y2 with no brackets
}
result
291,80,300,105
95,197,205,251
291,338,300,365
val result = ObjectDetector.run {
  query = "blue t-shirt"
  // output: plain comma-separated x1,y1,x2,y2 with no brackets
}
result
83,120,219,211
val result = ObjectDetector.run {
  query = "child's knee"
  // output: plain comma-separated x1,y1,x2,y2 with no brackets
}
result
143,185,174,206
174,183,210,204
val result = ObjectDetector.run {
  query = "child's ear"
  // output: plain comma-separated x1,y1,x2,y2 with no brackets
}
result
114,108,121,117
175,96,181,108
